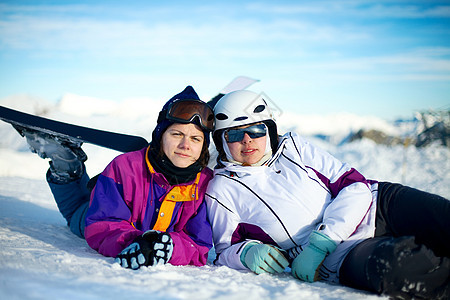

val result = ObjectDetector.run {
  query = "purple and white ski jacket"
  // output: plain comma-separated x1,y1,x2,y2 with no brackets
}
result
205,132,378,282
85,147,213,266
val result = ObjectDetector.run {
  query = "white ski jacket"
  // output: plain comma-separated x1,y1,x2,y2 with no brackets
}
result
205,132,378,283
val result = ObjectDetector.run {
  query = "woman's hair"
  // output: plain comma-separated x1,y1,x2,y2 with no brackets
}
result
197,140,210,168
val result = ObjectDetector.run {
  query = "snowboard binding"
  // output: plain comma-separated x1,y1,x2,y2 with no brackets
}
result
16,125,88,183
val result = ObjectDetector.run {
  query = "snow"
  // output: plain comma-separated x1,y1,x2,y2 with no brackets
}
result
1,94,449,299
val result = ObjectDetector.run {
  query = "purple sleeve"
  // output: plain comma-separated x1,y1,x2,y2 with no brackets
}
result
84,168,142,257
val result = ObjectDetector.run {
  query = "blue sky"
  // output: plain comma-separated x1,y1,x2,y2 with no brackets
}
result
0,0,449,120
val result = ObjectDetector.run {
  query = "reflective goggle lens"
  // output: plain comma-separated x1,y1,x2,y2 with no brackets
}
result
166,99,214,131
225,123,267,143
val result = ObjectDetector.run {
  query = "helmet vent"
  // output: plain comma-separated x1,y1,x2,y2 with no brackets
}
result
253,105,266,113
234,116,248,121
216,113,228,120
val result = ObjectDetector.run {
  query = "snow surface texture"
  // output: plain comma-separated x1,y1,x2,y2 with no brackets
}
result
1,95,449,300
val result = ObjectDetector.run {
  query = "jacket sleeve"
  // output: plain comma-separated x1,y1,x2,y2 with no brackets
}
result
294,134,373,243
205,178,250,270
84,161,142,257
169,199,213,266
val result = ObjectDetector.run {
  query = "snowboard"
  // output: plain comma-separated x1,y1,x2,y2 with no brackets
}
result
0,105,149,153
0,76,259,153
207,76,259,108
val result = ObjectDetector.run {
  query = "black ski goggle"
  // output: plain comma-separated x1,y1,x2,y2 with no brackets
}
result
224,123,267,143
158,99,214,132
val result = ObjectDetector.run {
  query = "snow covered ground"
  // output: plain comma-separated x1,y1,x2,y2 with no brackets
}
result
0,95,448,299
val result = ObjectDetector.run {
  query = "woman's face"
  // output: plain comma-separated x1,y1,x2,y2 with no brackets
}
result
226,124,267,165
161,123,204,168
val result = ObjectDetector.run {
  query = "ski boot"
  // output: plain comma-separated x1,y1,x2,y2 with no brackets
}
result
20,127,88,184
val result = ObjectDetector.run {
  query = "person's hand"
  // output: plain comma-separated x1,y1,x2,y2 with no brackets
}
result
115,230,173,270
240,242,289,275
291,231,337,282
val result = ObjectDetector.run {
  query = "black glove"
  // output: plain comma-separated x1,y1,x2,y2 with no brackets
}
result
115,230,173,270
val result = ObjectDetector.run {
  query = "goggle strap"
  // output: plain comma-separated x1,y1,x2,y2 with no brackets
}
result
157,110,167,124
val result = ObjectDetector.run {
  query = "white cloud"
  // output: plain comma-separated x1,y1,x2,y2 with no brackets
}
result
0,1,449,119
0,13,371,62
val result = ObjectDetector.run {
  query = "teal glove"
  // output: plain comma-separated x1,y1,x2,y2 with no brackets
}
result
291,231,337,282
240,242,289,275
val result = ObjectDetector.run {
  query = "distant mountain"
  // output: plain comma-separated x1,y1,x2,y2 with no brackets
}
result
1,93,448,148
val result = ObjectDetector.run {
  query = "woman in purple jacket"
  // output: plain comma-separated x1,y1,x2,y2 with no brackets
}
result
23,86,214,269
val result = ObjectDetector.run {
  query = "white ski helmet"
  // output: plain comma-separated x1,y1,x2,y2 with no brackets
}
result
213,90,279,158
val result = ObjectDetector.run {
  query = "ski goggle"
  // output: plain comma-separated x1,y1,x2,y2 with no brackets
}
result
224,123,267,143
158,99,214,132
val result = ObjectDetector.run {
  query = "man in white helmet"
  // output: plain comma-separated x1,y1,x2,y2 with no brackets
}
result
205,90,450,299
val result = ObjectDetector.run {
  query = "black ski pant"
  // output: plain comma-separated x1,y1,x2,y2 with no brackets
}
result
339,182,450,300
